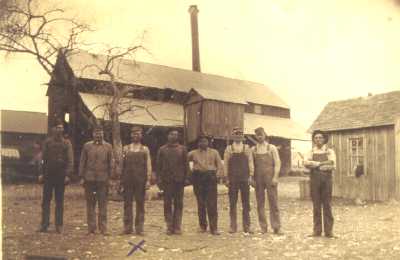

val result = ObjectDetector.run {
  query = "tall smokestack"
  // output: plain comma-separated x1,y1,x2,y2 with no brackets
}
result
188,5,201,72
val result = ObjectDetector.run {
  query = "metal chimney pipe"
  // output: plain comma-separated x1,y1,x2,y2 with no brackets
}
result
188,5,201,72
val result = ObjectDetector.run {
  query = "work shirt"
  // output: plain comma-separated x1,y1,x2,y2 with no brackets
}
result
223,142,254,178
156,143,188,183
42,136,74,177
304,145,336,172
188,148,224,177
79,140,114,182
122,143,152,180
252,141,281,176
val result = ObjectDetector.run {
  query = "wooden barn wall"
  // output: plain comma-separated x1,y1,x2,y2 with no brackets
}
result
201,100,244,140
185,102,202,143
329,126,396,201
395,118,400,199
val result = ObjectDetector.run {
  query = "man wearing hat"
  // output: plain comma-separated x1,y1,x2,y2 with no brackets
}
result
252,127,282,235
304,130,336,238
79,125,114,236
223,127,254,234
156,128,189,235
121,126,152,236
38,120,73,233
188,134,223,235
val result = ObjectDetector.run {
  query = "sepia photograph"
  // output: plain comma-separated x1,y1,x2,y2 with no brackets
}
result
1,0,400,259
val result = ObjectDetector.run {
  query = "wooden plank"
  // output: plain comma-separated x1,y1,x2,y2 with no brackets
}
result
395,117,400,199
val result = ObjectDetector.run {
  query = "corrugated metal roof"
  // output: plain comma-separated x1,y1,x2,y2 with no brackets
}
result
79,92,183,127
191,88,247,104
0,110,47,134
66,49,289,109
309,91,400,132
244,113,310,141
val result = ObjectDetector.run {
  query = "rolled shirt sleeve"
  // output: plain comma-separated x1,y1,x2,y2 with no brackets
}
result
223,146,232,179
214,149,224,178
78,144,87,178
304,150,321,168
245,145,254,177
271,145,281,177
145,146,153,180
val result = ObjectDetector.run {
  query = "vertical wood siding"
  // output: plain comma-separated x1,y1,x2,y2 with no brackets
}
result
329,126,396,201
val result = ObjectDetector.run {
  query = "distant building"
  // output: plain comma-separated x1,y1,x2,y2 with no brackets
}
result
310,91,400,201
1,110,48,181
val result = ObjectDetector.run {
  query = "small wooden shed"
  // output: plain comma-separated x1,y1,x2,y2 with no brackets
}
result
185,88,246,143
309,91,400,201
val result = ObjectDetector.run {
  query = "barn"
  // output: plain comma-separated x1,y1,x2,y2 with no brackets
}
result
46,49,308,176
46,5,308,177
309,91,400,201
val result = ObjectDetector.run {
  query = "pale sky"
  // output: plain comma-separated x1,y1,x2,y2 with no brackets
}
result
1,0,400,130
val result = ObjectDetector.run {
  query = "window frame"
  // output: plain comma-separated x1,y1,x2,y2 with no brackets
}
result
347,135,366,177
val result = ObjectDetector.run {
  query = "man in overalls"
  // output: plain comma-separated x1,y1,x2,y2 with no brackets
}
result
188,134,223,235
252,127,282,235
223,127,254,234
121,126,152,235
156,129,189,235
79,126,114,236
38,120,73,233
304,130,336,238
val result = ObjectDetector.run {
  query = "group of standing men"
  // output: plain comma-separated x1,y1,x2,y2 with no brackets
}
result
37,120,336,239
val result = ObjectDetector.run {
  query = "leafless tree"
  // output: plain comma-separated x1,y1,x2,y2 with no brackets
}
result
0,0,91,77
0,0,154,181
80,44,154,176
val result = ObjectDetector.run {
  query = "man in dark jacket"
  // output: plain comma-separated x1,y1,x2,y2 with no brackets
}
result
156,129,189,235
79,126,114,236
38,121,73,233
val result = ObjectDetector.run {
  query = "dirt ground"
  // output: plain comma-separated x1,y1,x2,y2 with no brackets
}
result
2,177,400,260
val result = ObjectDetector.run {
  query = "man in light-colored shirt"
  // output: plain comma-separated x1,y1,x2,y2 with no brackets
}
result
252,127,282,235
79,125,114,236
223,127,254,234
188,135,223,235
121,126,152,236
304,130,336,238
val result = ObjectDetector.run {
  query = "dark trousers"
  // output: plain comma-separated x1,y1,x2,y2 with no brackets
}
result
163,181,184,232
192,171,218,232
255,182,281,232
310,172,334,235
41,177,65,228
84,181,108,233
123,182,146,233
228,181,250,231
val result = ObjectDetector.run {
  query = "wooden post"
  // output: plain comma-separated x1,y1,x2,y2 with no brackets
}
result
395,117,400,200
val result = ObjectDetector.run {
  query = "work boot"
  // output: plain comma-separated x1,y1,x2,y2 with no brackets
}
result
55,226,63,234
37,226,48,233
273,229,283,235
229,227,237,234
166,229,173,236
198,226,207,233
211,230,220,236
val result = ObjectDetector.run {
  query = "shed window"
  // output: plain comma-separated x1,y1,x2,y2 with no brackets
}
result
348,137,364,176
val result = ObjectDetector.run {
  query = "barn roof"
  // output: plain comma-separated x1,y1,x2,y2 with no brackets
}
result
309,91,400,132
0,110,48,134
244,113,310,141
65,49,289,109
79,92,183,127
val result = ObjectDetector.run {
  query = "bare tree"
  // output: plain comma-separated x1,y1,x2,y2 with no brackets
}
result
80,44,154,178
0,0,153,182
0,0,90,77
